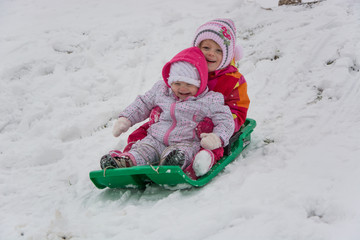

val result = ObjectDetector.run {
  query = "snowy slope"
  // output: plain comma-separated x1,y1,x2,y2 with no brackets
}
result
1,0,360,239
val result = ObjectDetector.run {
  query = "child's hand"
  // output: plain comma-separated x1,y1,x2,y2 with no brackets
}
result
112,117,131,137
200,133,222,150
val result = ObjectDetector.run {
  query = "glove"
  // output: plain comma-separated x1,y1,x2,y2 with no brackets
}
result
195,117,214,138
112,117,131,137
149,106,162,124
200,133,222,150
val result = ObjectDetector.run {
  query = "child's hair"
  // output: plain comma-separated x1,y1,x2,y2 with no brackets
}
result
193,18,243,70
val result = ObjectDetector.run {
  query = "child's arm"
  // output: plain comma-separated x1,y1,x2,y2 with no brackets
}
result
118,80,163,126
206,92,235,147
200,132,222,150
112,117,131,137
225,75,250,132
210,71,250,132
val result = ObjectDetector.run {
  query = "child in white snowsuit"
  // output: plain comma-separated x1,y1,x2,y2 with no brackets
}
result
100,47,234,170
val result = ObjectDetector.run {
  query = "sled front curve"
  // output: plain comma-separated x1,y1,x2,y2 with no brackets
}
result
89,118,256,189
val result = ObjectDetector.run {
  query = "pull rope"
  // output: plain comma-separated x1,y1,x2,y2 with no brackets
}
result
150,164,160,174
103,166,113,177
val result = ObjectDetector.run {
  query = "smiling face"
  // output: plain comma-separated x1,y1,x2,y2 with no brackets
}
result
199,39,223,72
170,81,199,100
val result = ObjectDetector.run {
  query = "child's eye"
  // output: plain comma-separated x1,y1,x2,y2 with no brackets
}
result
202,46,210,50
216,49,223,54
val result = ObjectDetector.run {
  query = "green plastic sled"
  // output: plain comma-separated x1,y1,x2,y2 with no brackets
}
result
89,118,256,189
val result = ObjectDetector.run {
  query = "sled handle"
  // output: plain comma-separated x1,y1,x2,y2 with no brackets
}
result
223,118,256,156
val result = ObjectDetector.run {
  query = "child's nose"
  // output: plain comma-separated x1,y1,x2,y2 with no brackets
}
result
208,50,216,57
179,85,188,91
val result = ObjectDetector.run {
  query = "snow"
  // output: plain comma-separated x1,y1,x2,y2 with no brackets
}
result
1,0,360,239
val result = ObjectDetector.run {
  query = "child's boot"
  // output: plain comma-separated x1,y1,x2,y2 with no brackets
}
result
100,154,116,169
160,150,185,168
192,149,215,177
100,154,134,169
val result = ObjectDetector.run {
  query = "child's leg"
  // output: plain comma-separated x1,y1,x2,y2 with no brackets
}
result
212,147,224,162
128,135,166,166
100,152,135,169
184,148,222,179
100,135,165,169
160,142,200,169
192,149,215,177
123,122,150,152
124,106,162,152
183,117,227,178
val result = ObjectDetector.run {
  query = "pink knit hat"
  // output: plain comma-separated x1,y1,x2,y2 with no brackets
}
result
193,18,243,70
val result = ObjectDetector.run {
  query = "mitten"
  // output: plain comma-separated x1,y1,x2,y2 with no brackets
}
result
200,133,222,150
149,106,162,124
195,117,214,138
112,117,131,137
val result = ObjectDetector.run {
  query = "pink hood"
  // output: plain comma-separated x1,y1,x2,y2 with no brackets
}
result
162,47,208,97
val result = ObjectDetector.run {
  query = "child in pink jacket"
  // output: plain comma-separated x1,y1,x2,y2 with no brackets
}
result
100,47,234,170
187,18,250,177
